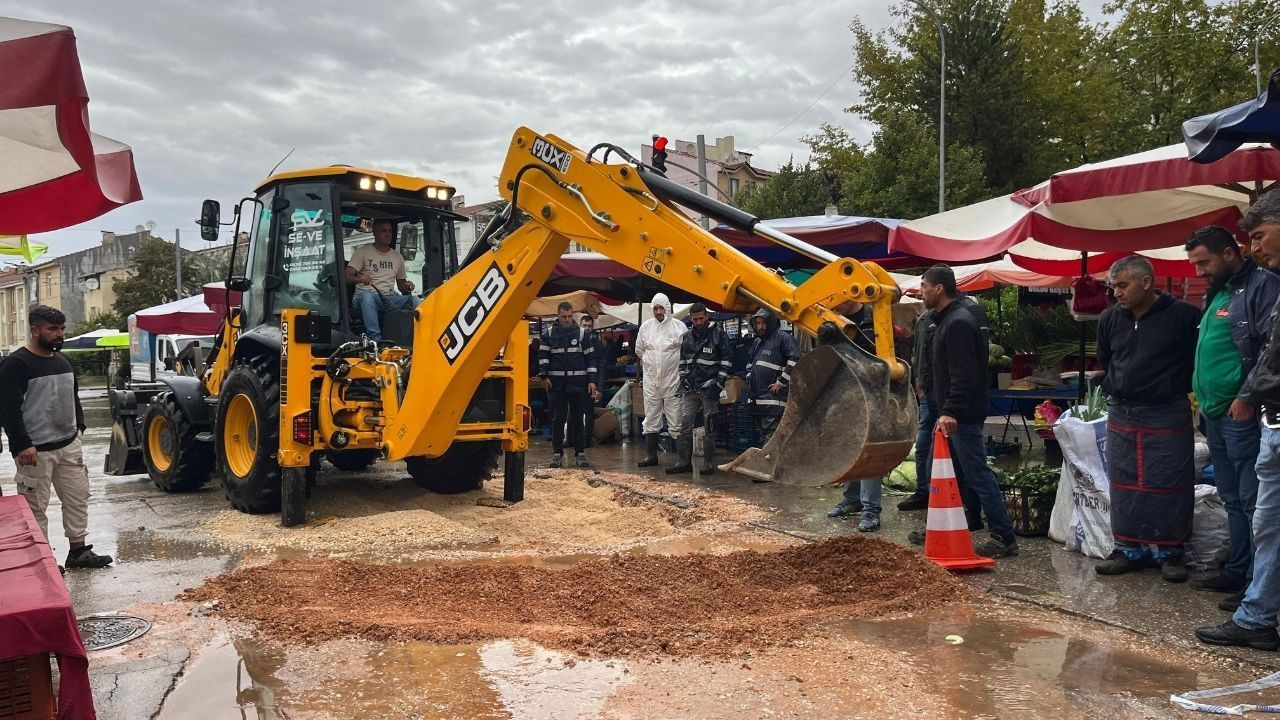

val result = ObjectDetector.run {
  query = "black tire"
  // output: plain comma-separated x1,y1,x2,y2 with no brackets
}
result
406,440,501,494
215,357,282,514
325,449,380,472
142,396,212,492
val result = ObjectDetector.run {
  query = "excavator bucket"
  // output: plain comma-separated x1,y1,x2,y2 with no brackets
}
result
724,342,917,486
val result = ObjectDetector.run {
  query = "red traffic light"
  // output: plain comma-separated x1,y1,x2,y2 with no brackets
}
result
653,135,668,152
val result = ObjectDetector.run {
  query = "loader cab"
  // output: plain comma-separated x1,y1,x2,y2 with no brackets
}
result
224,167,462,344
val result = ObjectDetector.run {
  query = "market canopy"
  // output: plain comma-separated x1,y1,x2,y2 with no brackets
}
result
890,142,1280,276
0,16,142,235
893,258,1082,294
1184,67,1280,163
710,214,919,269
597,301,692,329
133,283,238,335
62,327,126,351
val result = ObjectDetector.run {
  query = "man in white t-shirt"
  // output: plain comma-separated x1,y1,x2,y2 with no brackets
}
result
346,219,420,340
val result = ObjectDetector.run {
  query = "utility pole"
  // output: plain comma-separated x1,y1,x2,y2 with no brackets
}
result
175,228,182,299
696,135,710,229
909,0,946,212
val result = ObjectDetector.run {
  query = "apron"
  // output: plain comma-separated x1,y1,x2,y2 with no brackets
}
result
1106,398,1195,546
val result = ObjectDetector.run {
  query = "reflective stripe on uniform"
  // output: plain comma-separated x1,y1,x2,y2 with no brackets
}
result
755,398,786,407
754,360,783,371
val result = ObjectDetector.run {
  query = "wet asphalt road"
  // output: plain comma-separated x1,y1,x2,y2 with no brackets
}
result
12,390,1280,717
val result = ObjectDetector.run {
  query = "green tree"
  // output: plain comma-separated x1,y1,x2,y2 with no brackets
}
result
852,0,1045,192
73,309,126,335
839,110,989,219
1102,0,1280,151
734,159,838,219
112,238,208,319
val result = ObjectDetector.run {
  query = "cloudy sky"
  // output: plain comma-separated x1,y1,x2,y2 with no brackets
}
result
6,0,1108,256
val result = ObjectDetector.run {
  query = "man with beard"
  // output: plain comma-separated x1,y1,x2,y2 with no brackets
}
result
919,265,1018,558
1198,188,1280,650
0,306,112,569
745,308,799,446
667,303,732,475
1185,226,1280,605
1095,256,1201,582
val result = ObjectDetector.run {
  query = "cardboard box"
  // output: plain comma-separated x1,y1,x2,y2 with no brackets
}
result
721,376,748,404
997,372,1012,389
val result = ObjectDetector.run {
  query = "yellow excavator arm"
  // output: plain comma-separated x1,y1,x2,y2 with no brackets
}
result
385,128,917,485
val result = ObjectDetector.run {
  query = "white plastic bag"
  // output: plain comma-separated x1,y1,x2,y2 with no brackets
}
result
1185,484,1230,571
1047,464,1075,543
1052,407,1114,559
606,381,633,439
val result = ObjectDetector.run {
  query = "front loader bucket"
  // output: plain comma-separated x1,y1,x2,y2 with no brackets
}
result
726,343,917,486
105,418,146,476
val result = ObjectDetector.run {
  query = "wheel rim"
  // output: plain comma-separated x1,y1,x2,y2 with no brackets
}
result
148,415,173,472
223,393,259,478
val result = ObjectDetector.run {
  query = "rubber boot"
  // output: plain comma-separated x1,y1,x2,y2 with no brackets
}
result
637,433,660,467
665,436,693,474
699,424,716,476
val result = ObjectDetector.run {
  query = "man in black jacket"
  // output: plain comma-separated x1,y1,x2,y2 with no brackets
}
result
1095,255,1201,583
898,293,990,513
667,303,732,475
920,265,1017,558
1198,189,1280,650
537,302,598,469
745,308,799,445
1185,226,1280,599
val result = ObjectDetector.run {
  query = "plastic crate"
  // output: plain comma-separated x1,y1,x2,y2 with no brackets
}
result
0,654,55,720
1000,485,1056,537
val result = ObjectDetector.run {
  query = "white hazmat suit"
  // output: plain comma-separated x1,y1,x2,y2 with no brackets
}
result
634,292,687,437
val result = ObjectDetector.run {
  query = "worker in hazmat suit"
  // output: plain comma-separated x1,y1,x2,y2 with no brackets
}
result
633,292,686,467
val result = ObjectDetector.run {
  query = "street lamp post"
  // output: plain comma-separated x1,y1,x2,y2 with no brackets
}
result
908,0,946,212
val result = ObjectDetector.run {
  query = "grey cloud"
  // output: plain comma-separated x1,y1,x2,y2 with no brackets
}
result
3,0,1102,252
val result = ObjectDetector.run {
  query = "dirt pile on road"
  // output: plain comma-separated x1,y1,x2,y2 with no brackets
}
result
198,469,766,558
184,536,970,658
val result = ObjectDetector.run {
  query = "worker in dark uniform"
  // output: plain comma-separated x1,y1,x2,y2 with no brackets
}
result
667,303,732,475
746,308,799,446
537,302,598,469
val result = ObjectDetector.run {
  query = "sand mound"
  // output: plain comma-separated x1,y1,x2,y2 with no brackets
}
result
184,536,971,658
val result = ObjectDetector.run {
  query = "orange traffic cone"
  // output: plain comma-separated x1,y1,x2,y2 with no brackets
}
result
924,428,995,571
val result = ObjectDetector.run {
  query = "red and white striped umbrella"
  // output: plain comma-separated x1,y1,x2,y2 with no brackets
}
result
889,143,1280,276
0,16,142,235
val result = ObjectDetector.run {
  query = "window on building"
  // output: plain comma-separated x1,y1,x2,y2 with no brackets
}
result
729,178,740,196
43,273,51,300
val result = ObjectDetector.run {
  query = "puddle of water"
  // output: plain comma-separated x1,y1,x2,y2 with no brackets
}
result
825,605,1236,719
113,530,231,563
163,636,629,719
159,638,289,719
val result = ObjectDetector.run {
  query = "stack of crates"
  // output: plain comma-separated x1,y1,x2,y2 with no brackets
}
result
718,403,760,452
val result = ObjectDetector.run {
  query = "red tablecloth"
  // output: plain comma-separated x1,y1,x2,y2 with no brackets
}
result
0,495,96,719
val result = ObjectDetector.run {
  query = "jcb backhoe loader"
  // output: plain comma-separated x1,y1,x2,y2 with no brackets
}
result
107,128,916,526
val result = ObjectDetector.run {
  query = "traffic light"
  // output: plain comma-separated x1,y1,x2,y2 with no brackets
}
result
651,134,668,173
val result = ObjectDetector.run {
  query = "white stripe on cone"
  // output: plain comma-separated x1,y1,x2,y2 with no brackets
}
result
930,456,955,481
926,507,969,532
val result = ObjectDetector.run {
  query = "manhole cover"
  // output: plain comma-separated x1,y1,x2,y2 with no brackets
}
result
77,614,151,651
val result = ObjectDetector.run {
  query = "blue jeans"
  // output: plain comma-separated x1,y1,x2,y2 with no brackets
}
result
935,423,1015,544
912,398,936,497
842,477,882,518
353,291,421,340
1235,426,1280,630
1205,412,1261,583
